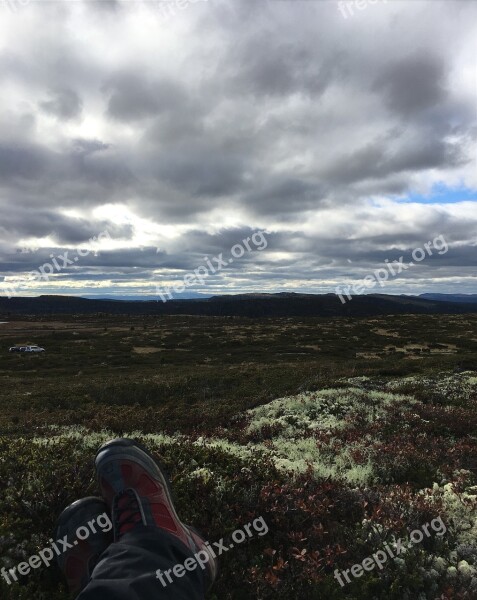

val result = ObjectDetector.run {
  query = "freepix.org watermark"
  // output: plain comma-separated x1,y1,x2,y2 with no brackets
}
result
337,0,388,20
156,516,269,588
1,512,113,586
335,234,449,304
334,516,447,587
150,0,208,23
155,230,269,302
3,229,111,299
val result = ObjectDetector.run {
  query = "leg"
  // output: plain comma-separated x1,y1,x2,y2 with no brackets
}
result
55,497,113,596
84,438,218,599
77,525,205,600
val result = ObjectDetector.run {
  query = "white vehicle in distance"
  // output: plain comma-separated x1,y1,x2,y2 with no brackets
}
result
9,345,46,353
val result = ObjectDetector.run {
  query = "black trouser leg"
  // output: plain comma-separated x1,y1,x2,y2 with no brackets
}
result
77,526,206,600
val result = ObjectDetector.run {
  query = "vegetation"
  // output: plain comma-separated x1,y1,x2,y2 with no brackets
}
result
0,313,476,598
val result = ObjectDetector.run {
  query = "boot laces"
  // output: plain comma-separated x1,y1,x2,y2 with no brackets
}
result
114,489,144,536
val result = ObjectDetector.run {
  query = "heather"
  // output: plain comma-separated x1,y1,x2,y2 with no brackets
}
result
0,314,476,598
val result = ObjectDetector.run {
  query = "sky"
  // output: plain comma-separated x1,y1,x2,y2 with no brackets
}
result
0,0,476,299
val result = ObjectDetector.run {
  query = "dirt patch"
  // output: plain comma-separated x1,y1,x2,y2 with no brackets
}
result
355,352,383,360
372,328,400,338
133,347,162,354
430,346,458,355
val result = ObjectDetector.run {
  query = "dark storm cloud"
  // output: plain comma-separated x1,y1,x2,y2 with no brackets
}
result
105,72,186,122
322,131,468,186
244,177,327,215
40,88,83,120
0,210,133,245
0,143,50,180
0,246,185,275
0,139,136,210
163,227,276,256
227,33,339,98
374,53,447,118
154,142,249,197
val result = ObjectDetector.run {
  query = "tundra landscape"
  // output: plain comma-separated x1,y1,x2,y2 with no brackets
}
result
0,305,476,599
1,0,476,598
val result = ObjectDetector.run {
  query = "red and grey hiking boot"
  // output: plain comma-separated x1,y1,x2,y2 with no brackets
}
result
95,438,218,588
55,497,113,595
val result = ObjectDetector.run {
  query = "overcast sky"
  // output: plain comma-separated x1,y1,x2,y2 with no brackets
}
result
0,0,476,299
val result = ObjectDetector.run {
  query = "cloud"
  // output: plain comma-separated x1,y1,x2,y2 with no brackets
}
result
0,209,133,245
72,138,111,155
0,0,475,297
105,72,185,122
40,87,83,120
0,142,49,180
374,52,447,118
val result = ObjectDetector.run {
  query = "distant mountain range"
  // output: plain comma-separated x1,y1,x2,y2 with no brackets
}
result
1,292,477,318
81,293,209,302
419,293,477,304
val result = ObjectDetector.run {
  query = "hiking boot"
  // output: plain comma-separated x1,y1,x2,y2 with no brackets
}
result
55,497,113,595
95,438,218,587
